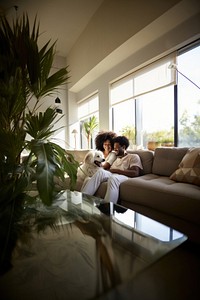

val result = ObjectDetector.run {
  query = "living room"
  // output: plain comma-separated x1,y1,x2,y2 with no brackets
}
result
0,0,200,299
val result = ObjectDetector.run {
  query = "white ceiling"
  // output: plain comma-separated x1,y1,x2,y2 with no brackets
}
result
0,0,104,57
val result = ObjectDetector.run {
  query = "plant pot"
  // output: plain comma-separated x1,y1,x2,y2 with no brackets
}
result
0,206,18,275
161,142,174,147
147,141,161,151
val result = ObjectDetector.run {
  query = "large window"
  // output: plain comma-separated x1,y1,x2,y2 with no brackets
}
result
137,86,174,149
111,55,175,149
177,43,200,147
111,42,200,149
78,94,99,149
69,93,99,149
112,100,135,132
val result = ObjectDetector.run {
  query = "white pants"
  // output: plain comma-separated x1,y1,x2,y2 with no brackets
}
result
81,168,128,203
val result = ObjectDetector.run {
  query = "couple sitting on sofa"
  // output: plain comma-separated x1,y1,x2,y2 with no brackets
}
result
82,133,143,204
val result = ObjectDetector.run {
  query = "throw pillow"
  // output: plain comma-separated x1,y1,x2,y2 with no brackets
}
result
170,147,200,186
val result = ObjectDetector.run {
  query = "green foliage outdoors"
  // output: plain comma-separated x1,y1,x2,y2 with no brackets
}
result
120,125,135,142
83,115,99,148
179,109,200,146
145,107,200,147
146,128,174,144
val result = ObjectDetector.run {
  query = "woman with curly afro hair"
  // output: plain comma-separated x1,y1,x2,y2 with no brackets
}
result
95,131,117,170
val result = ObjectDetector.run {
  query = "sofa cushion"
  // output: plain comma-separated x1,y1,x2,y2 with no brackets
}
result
152,147,188,176
119,174,200,226
170,147,200,186
127,150,154,174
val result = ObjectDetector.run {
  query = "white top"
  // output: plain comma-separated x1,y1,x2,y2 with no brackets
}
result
110,153,143,171
105,151,117,165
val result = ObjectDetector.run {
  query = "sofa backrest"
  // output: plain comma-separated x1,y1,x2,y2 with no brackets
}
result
66,147,190,177
152,147,189,176
67,149,154,174
66,149,90,164
127,149,154,174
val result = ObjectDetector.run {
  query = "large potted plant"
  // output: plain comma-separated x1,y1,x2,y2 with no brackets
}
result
0,15,79,273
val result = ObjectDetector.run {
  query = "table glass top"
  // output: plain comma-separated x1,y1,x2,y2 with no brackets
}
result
0,190,187,300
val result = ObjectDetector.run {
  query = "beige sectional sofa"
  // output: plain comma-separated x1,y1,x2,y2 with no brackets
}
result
65,147,200,243
96,147,200,243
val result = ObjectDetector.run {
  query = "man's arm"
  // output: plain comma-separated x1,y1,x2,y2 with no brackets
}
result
109,166,140,177
101,161,111,170
102,152,117,170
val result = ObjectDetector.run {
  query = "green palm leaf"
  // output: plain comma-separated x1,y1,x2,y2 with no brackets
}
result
0,14,79,207
83,115,98,148
52,143,79,190
25,107,58,140
31,141,56,205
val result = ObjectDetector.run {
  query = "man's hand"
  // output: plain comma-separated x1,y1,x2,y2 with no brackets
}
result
110,166,140,177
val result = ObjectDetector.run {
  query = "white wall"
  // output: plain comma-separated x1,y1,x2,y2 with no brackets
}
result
38,55,68,148
67,0,200,145
26,55,68,146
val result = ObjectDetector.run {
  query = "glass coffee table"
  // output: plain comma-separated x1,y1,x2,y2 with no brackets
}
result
0,190,187,300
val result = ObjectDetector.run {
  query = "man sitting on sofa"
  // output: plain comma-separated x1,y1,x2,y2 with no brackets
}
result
81,136,143,204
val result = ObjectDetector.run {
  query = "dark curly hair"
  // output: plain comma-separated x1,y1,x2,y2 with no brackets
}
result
95,131,117,151
113,136,129,149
